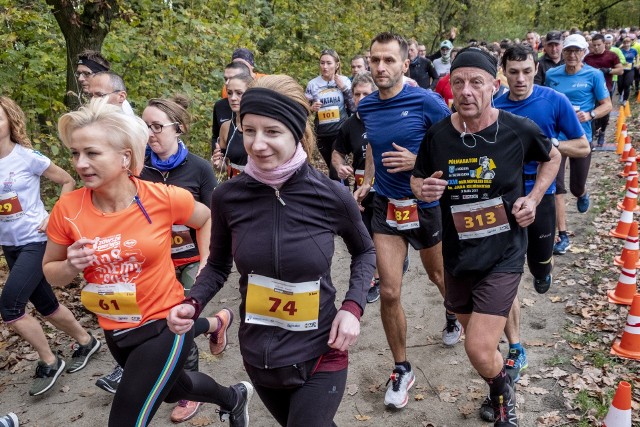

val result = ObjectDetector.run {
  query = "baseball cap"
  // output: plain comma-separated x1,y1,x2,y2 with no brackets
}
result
604,34,614,42
563,34,588,50
231,48,254,67
545,31,563,44
440,40,453,49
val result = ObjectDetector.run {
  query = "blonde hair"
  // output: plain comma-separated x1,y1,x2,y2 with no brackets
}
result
248,75,316,157
58,97,148,175
0,97,32,148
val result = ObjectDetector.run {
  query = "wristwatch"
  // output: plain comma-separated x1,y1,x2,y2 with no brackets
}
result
550,138,560,148
590,110,597,119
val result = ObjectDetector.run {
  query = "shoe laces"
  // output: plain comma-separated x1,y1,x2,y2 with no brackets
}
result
386,370,404,392
105,366,123,381
177,400,188,408
444,318,459,333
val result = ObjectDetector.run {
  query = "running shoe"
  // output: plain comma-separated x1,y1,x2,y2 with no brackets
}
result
534,274,552,294
66,334,101,373
384,366,415,409
597,132,605,147
504,347,528,383
95,364,123,394
29,356,66,396
209,308,234,355
218,381,254,427
171,400,201,423
553,234,571,255
0,412,19,427
577,193,590,213
480,395,494,422
366,278,380,304
492,376,518,426
402,254,410,275
442,313,463,346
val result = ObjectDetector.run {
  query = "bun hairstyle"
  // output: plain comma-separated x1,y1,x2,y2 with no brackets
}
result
146,95,191,135
247,75,316,157
58,97,148,175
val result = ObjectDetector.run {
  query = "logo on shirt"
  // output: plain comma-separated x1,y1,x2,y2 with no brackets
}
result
401,110,409,116
475,156,496,180
2,172,15,192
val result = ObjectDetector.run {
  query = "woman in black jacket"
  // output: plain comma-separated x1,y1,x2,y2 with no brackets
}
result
168,75,376,427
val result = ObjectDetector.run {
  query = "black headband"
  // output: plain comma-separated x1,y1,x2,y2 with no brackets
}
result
240,88,308,141
77,58,109,73
450,47,497,78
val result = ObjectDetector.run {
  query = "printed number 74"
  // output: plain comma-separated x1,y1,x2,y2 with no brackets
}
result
268,297,298,316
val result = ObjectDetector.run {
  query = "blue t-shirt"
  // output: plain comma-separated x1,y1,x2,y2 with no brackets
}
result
358,85,451,206
495,85,584,195
544,64,608,142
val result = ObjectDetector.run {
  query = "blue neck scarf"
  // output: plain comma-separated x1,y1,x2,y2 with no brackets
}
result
150,140,189,171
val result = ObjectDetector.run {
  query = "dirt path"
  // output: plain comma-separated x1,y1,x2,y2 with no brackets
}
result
1,109,638,426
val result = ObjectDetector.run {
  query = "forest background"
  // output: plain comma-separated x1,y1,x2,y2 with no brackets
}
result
1,0,640,205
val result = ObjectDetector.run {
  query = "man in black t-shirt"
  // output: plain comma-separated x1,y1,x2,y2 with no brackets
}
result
332,72,379,303
411,47,560,426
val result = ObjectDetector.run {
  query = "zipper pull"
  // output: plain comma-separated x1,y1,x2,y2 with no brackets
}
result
275,189,286,206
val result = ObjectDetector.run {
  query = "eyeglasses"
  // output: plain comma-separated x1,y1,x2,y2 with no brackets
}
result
85,90,121,99
563,49,584,56
75,71,94,78
146,122,178,134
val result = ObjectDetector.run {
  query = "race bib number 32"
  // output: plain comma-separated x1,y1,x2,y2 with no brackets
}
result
245,274,320,331
451,197,510,240
386,198,419,230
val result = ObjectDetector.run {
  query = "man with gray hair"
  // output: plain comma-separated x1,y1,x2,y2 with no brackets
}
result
86,72,128,108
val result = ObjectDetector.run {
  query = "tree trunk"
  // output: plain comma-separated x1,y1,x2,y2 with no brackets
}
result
45,0,119,109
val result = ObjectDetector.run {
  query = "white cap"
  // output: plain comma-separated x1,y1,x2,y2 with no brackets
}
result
563,34,589,50
604,34,614,42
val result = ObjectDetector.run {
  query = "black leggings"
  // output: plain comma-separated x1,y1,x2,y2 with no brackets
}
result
620,69,635,102
246,360,347,427
104,320,236,427
0,242,59,322
527,194,555,280
316,134,340,181
555,153,591,197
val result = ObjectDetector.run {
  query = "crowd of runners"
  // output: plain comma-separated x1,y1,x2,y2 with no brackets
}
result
0,25,639,427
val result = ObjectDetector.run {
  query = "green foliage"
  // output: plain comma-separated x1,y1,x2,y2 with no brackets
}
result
2,0,640,210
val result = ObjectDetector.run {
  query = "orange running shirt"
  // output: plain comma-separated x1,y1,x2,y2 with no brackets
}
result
47,178,195,330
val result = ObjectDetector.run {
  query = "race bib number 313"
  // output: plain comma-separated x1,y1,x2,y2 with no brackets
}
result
245,274,320,331
451,197,510,240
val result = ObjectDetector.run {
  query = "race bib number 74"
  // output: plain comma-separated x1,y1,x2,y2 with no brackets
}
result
245,274,320,331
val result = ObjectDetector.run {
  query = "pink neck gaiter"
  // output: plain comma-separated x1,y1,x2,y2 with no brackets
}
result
244,144,308,189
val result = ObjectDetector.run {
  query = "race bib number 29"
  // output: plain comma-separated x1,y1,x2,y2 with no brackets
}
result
245,274,320,331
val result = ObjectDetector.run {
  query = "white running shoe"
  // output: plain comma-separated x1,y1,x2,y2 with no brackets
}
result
384,367,415,409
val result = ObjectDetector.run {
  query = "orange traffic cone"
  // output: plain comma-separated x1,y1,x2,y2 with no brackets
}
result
619,155,637,178
608,251,638,305
617,177,639,210
624,100,631,118
614,222,640,267
637,90,640,103
620,105,627,119
602,381,632,427
611,294,640,360
616,115,624,142
616,127,627,155
620,136,632,163
610,208,634,239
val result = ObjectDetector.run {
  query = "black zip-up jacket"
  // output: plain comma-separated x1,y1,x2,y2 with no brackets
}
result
407,57,439,89
189,163,376,369
140,152,217,261
534,54,564,86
